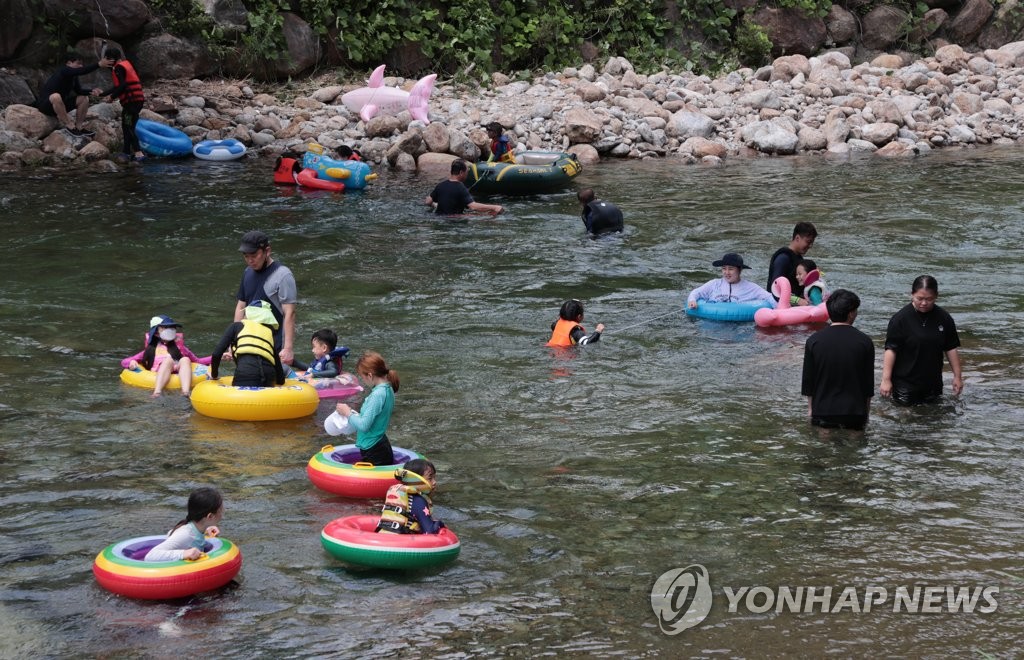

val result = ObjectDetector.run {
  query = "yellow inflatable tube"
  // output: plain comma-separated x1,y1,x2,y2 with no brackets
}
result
120,363,210,390
190,378,319,421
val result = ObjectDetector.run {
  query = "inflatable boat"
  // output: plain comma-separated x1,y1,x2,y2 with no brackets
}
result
466,152,581,194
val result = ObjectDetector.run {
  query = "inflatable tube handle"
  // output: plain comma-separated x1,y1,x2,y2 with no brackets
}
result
353,462,375,469
320,444,335,453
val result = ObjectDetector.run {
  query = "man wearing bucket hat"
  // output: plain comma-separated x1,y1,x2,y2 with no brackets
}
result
687,253,777,308
234,230,298,366
210,300,286,387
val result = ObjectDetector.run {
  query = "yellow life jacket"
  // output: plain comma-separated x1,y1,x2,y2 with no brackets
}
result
546,318,583,347
232,319,276,363
376,470,433,534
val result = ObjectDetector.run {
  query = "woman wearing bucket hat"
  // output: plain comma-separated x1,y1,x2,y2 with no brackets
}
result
687,253,776,309
121,315,207,397
209,300,286,387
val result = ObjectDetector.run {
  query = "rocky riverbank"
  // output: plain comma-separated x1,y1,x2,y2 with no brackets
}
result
4,41,1024,174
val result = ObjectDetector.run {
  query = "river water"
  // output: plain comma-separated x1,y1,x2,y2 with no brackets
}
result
1,147,1023,657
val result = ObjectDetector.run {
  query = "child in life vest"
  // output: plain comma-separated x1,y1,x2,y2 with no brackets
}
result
209,300,285,387
485,121,514,163
546,299,604,347
795,259,828,306
121,315,207,397
295,328,355,388
376,459,445,534
146,487,224,562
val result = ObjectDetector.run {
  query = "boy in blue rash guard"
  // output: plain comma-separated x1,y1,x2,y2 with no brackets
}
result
335,351,400,465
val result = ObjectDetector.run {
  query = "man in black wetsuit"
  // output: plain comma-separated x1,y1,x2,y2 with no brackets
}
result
577,188,624,235
767,221,817,301
424,159,503,215
35,52,100,135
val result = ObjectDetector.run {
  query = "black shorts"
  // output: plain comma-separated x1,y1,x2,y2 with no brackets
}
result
892,388,941,407
36,92,77,117
811,415,868,430
359,435,395,466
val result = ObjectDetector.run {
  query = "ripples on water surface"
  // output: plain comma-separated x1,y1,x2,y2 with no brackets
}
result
2,148,1023,657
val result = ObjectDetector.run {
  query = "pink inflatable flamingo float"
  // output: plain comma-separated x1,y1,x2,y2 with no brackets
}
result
754,277,829,327
341,64,436,125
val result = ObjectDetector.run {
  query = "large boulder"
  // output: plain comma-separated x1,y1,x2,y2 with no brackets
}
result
0,0,33,59
562,107,603,144
40,0,151,40
742,119,799,154
665,110,715,139
0,129,38,151
825,5,857,45
3,104,57,138
416,151,456,177
274,12,320,78
861,5,909,50
0,72,35,107
945,0,994,44
447,130,480,161
422,122,450,153
134,34,217,80
752,6,827,57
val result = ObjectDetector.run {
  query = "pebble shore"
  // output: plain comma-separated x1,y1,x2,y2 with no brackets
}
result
4,41,1024,173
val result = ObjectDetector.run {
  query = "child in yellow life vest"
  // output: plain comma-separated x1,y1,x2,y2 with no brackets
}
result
376,459,445,534
209,300,285,387
546,299,605,347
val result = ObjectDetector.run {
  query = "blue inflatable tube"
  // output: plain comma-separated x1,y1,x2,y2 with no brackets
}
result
301,152,375,190
136,120,192,157
193,139,247,161
686,300,774,322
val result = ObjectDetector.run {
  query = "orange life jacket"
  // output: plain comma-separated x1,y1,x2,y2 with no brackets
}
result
112,59,144,104
273,156,300,184
546,318,582,347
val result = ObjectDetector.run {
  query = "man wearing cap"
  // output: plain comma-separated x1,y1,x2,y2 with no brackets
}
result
235,230,298,365
801,289,874,430
687,253,776,308
767,222,817,301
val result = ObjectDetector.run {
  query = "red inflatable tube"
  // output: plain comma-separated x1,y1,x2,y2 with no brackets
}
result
296,168,345,192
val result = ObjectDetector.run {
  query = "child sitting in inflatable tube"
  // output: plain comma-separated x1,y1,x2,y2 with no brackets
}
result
209,300,286,387
376,459,446,534
687,253,777,309
795,259,828,306
146,487,224,562
546,299,605,347
295,328,357,389
122,315,209,398
335,351,400,466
